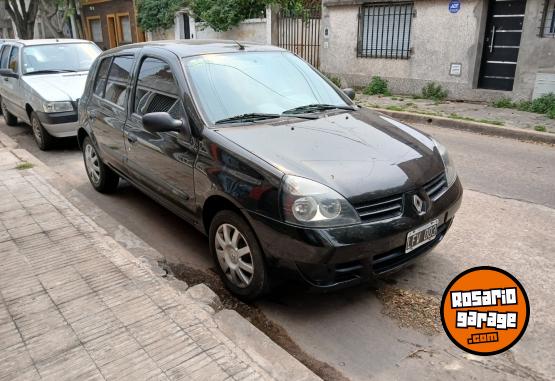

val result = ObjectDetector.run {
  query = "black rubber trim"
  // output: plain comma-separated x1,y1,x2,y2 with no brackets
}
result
36,110,78,124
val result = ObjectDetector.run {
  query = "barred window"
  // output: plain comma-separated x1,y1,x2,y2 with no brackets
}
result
357,2,414,59
543,0,555,37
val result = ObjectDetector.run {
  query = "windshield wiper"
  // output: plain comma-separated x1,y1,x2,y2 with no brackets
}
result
25,69,77,75
283,103,355,115
215,112,317,125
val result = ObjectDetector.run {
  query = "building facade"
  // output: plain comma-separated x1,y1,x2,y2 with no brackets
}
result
320,0,555,100
80,0,145,50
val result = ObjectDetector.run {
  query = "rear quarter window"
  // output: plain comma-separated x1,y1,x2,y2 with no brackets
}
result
0,45,11,69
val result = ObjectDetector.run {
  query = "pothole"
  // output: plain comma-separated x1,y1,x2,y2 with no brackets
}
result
165,262,349,381
376,286,442,336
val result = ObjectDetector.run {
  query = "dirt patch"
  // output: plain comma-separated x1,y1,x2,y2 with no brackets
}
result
376,286,441,336
166,262,349,381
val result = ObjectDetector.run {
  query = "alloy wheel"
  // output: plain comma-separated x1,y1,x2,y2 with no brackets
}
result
215,223,254,288
84,143,101,185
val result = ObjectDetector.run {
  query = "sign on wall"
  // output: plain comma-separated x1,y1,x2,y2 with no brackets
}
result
449,0,461,13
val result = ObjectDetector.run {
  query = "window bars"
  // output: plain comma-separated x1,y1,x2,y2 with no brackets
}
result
357,2,415,59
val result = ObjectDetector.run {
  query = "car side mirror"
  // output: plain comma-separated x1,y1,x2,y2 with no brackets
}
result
0,68,19,79
143,112,183,134
342,88,356,100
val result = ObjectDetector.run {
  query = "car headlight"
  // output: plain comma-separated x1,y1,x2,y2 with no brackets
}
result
43,101,73,113
433,138,457,188
281,175,360,227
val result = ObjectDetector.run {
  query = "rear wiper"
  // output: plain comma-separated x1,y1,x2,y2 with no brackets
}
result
215,112,317,125
25,69,77,75
283,103,355,115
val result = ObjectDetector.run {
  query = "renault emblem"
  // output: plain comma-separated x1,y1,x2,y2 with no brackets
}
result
413,195,426,215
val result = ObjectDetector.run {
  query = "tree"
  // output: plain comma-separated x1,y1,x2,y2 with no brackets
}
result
137,0,187,32
39,0,84,39
4,0,40,39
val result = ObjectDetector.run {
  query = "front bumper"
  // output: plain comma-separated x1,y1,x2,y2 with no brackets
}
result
248,178,463,289
36,111,79,138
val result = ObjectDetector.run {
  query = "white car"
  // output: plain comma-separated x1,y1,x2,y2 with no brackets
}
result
0,39,101,150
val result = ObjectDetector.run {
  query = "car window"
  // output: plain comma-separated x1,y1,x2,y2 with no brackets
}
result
8,46,19,72
94,57,112,97
103,56,133,107
22,43,101,74
134,57,184,119
0,45,10,69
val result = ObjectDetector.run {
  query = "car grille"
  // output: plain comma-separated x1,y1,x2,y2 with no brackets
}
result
354,194,404,222
424,172,448,201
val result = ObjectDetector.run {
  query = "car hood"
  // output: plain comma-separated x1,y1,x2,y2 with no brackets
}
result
215,108,445,203
22,72,88,102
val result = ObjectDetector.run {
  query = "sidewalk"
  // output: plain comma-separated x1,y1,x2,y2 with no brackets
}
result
356,94,555,141
0,140,319,380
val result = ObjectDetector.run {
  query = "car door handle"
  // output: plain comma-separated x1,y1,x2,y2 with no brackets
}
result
89,110,97,120
127,133,138,143
2,78,8,82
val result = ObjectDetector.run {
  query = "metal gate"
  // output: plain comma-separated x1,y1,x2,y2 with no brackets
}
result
478,0,527,91
277,7,321,68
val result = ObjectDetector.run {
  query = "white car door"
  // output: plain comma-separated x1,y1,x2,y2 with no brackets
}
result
5,45,25,120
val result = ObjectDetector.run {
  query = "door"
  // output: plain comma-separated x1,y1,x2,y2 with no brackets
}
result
107,15,117,49
183,13,191,39
478,0,527,91
0,45,14,110
124,54,197,216
4,46,24,119
277,6,321,68
89,55,134,170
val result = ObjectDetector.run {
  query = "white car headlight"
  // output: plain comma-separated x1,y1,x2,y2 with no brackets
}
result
433,138,457,188
281,175,360,227
43,101,74,113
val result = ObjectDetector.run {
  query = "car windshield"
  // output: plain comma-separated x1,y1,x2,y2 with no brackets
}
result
22,43,101,74
183,51,349,124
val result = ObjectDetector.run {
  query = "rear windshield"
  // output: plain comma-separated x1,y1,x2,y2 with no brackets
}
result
22,43,101,74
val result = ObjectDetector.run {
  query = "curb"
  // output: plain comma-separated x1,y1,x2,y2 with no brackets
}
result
0,130,322,380
368,108,555,145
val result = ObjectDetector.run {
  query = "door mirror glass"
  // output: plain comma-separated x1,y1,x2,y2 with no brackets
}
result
0,68,19,78
342,88,356,100
143,112,183,134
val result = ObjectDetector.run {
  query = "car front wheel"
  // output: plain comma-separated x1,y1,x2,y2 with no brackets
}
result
82,136,119,193
209,210,269,300
31,112,55,150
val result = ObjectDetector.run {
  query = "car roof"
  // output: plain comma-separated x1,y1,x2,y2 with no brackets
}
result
5,39,93,47
100,39,286,58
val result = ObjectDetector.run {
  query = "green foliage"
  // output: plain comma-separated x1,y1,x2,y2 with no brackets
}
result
15,162,34,170
534,125,547,132
137,0,187,32
323,73,341,87
189,0,309,32
492,93,555,119
492,97,514,108
386,105,405,112
363,76,391,96
421,82,448,101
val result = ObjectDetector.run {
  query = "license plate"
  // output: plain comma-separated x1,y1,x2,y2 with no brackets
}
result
405,219,439,253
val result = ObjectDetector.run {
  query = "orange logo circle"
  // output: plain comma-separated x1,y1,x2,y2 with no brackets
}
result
440,267,529,356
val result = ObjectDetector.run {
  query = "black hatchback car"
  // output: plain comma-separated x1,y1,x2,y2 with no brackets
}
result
78,40,462,299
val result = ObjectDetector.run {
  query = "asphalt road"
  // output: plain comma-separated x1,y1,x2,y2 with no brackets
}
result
2,120,554,380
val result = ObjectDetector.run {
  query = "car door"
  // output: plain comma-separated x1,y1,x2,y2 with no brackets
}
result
0,44,11,104
87,54,134,172
124,50,198,219
2,45,24,119
7,45,25,120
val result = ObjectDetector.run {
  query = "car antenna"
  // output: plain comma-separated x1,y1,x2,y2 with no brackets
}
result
233,40,245,51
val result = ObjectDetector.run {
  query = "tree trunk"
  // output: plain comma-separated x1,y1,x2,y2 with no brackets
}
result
5,0,39,39
72,0,84,39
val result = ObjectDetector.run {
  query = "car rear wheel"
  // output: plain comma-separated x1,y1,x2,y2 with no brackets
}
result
82,136,119,193
209,210,269,300
1,99,17,126
31,112,55,150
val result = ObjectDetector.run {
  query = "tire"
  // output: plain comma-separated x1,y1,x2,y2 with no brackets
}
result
82,136,119,193
209,210,269,300
1,99,17,126
31,112,55,150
